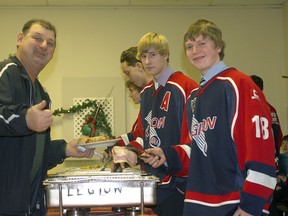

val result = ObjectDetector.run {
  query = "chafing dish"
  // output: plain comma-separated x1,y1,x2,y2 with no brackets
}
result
43,168,159,215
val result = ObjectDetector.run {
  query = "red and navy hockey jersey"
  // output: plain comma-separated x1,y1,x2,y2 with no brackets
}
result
138,68,198,204
163,68,276,215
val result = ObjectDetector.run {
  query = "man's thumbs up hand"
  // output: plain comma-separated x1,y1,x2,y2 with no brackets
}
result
26,100,53,132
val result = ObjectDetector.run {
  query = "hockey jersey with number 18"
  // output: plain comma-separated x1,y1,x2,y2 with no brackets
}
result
163,68,277,216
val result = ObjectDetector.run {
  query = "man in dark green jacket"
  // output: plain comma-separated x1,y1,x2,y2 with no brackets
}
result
0,19,94,215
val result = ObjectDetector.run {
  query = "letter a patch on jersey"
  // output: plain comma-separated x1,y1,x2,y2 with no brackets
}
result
160,92,171,112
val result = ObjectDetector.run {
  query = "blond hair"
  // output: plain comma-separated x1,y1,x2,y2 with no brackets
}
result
137,32,170,63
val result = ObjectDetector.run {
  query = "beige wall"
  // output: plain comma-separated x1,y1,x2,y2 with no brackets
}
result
0,5,287,141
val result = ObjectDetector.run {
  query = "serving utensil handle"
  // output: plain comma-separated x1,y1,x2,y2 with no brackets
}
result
59,184,63,216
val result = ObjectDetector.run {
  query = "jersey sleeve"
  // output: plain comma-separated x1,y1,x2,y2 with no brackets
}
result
162,144,191,176
232,77,276,214
162,76,197,176
111,110,145,160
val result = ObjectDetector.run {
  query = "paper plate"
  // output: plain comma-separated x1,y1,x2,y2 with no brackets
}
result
78,138,120,149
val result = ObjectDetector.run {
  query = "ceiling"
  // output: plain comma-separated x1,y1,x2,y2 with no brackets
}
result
0,0,287,7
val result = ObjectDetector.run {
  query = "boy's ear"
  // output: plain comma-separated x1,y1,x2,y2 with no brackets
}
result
136,62,144,71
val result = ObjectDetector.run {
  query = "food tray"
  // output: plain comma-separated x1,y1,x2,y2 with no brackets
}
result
43,169,159,208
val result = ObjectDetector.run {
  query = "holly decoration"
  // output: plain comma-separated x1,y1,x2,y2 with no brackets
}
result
53,99,114,138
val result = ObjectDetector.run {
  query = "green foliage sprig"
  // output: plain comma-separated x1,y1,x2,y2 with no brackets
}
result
53,99,97,116
52,99,114,138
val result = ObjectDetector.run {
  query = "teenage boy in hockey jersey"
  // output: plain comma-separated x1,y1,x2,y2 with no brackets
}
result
142,20,276,216
115,47,150,148
101,47,151,165
107,81,144,168
112,32,198,216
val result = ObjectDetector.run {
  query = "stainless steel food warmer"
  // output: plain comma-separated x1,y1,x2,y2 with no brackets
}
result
43,169,159,215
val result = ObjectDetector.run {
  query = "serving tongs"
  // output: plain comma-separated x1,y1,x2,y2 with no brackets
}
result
99,155,112,171
124,146,157,159
100,155,130,172
101,146,157,172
